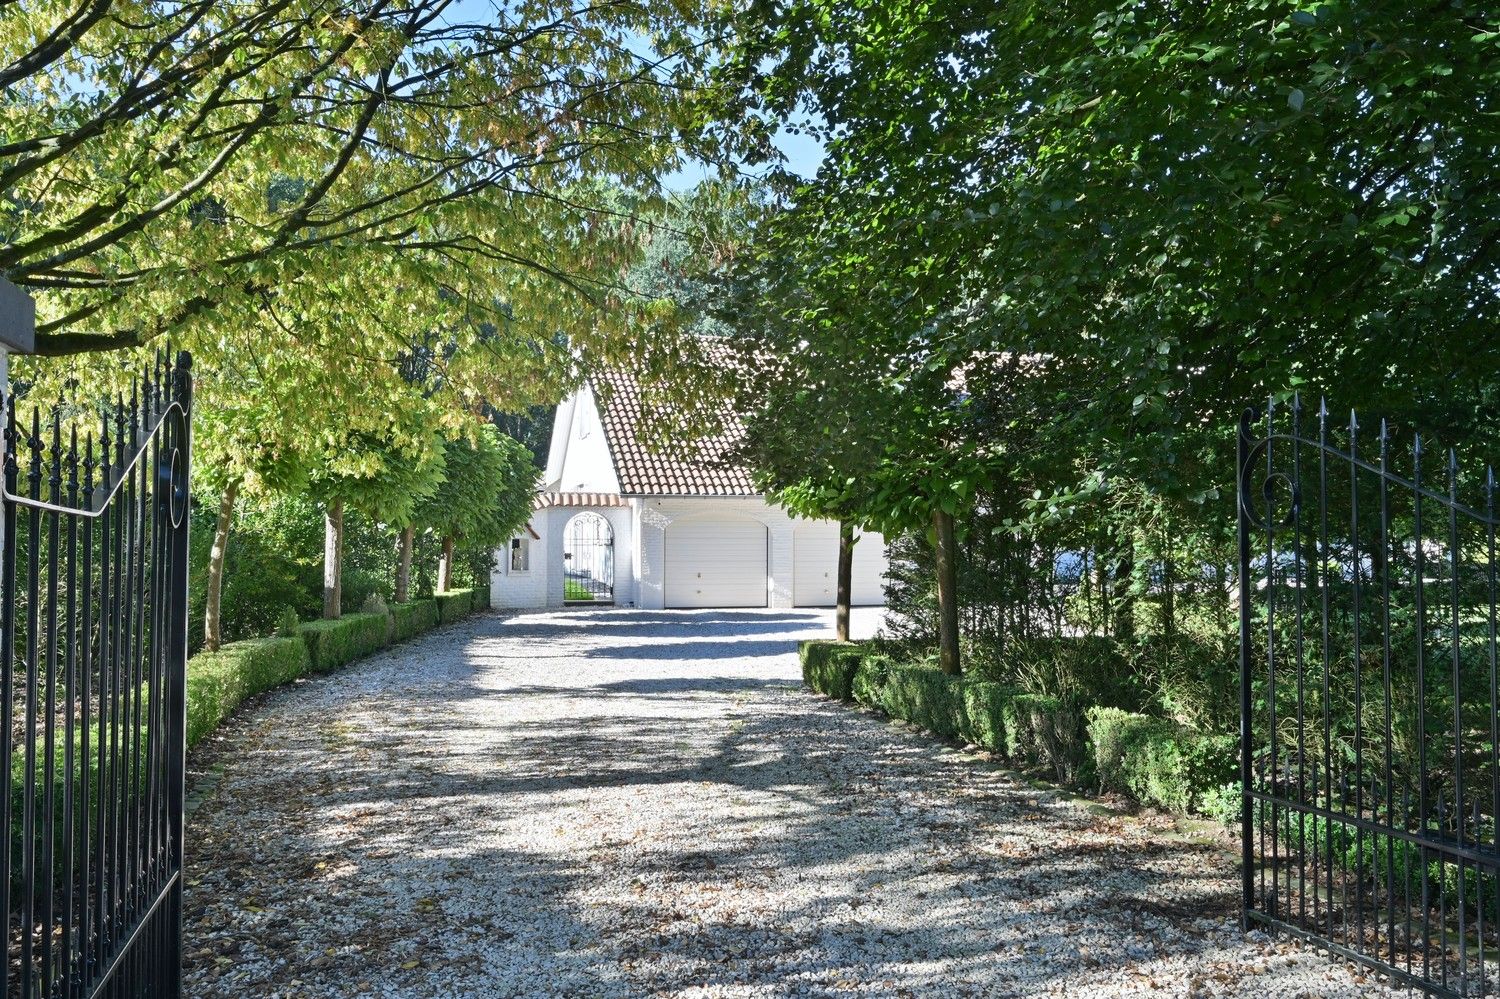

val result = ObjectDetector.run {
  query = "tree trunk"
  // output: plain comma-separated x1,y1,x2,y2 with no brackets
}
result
836,520,855,642
1112,536,1136,644
395,525,414,603
323,497,343,619
438,534,454,592
933,507,961,675
203,478,239,652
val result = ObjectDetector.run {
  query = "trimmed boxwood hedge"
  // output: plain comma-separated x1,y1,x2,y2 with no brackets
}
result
1003,694,1089,784
392,598,440,642
851,652,893,707
880,661,964,739
1086,707,1237,814
297,612,390,674
800,640,869,701
188,635,311,747
436,588,474,624
958,681,1011,752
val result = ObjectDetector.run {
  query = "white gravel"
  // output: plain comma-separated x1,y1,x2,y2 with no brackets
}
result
182,608,1404,998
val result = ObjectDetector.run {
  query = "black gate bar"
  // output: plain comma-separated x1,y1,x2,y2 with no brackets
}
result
1240,396,1500,997
2,351,192,999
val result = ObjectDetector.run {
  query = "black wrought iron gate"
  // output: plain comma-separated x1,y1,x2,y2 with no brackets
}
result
1239,398,1500,996
2,353,193,998
563,512,614,603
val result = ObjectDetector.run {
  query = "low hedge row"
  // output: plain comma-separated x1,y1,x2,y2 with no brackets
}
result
297,612,390,674
800,641,1237,818
392,598,441,642
799,641,865,701
1086,707,1236,815
436,588,475,625
188,636,310,746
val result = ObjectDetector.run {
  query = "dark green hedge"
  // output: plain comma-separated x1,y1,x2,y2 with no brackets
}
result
851,652,892,707
800,640,868,701
297,612,390,674
392,599,441,642
188,636,311,747
959,681,1011,752
436,588,474,625
1086,707,1237,814
796,630,1239,820
1003,694,1088,784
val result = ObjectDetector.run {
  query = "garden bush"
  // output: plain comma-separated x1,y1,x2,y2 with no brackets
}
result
851,652,894,707
880,661,963,739
436,588,474,624
959,681,1012,752
341,568,393,616
1085,706,1236,814
391,598,441,642
1132,632,1237,734
1004,693,1088,783
297,612,390,673
187,636,311,747
1001,636,1142,712
799,640,868,700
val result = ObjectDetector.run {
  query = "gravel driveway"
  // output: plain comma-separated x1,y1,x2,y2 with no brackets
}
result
182,608,1398,998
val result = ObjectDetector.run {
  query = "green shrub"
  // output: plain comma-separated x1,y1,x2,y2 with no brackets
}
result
959,681,1012,751
341,568,392,616
799,640,867,700
473,584,492,610
880,661,964,739
391,598,441,642
1085,706,1236,814
1004,693,1088,783
275,605,300,637
851,652,894,707
297,612,390,674
436,588,474,624
1002,636,1143,712
1201,782,1242,826
187,636,311,747
1132,633,1237,734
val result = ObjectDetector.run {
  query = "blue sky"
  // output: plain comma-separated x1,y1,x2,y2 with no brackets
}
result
664,124,825,191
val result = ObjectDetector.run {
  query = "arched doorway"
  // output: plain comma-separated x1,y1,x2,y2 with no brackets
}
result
563,511,615,603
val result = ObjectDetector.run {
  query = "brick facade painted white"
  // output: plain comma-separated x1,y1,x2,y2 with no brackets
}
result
490,384,889,611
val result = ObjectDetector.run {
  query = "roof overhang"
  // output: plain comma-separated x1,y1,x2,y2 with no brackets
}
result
533,491,630,509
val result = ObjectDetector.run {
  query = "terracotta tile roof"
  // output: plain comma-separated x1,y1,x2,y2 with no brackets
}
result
593,362,758,497
533,491,630,509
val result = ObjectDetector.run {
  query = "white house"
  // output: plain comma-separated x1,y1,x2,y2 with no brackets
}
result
490,367,889,610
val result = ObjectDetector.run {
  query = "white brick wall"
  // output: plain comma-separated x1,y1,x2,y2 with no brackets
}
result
633,496,801,609
495,494,880,611
493,504,637,609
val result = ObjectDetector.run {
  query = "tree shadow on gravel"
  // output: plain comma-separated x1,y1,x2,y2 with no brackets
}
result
182,610,1332,999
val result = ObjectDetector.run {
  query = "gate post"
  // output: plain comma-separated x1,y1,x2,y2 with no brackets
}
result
1236,407,1255,928
0,275,36,554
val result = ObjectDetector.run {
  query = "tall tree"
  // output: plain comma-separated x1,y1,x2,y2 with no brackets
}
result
2,0,737,376
715,0,1500,487
308,407,446,618
415,425,536,592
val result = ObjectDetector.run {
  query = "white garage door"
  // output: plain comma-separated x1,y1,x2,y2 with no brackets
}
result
665,519,768,608
793,522,889,607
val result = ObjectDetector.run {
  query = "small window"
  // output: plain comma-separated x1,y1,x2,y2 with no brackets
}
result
510,536,530,572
